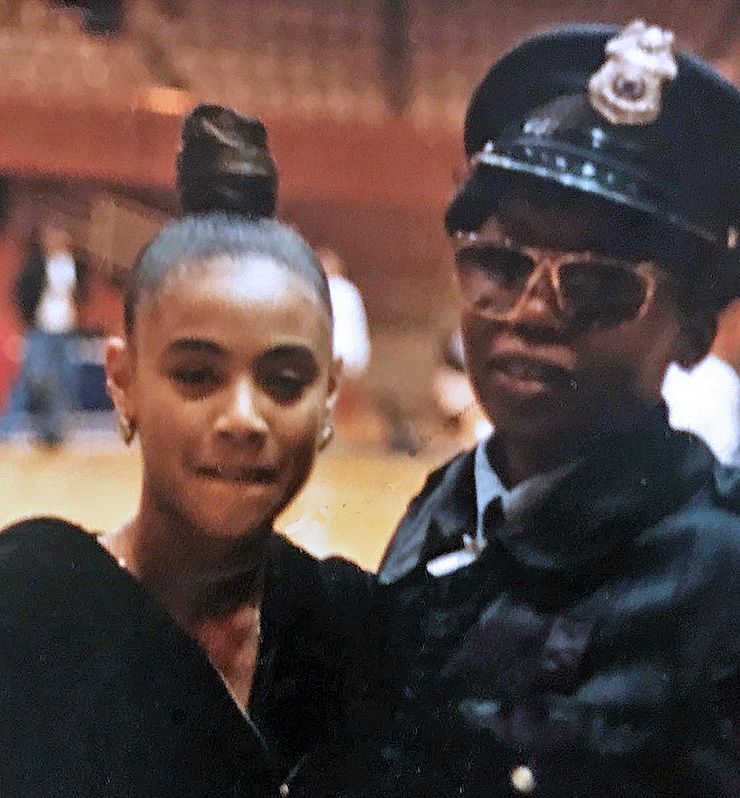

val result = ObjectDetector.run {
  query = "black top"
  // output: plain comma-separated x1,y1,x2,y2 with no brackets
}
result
0,518,372,798
327,408,740,797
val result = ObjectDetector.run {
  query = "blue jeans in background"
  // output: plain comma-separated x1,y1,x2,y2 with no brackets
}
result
0,330,78,446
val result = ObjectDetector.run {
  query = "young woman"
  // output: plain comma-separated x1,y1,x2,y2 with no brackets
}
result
0,106,371,798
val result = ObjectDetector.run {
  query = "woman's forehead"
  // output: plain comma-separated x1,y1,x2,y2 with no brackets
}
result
178,253,301,297
135,254,332,352
492,199,617,251
146,253,324,314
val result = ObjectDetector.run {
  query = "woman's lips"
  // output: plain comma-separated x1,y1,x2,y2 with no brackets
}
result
195,465,278,484
486,354,576,392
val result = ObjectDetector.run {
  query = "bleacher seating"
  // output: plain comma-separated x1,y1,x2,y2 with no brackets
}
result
0,0,152,98
0,0,735,129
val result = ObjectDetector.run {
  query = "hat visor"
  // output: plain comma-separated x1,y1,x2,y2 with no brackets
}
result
446,148,718,251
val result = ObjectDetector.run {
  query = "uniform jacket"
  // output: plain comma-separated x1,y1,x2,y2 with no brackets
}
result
0,518,372,798
334,407,739,797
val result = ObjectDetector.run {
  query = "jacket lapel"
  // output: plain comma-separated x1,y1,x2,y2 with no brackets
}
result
379,450,478,584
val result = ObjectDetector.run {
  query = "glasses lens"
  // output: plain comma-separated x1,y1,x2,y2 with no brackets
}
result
456,246,534,316
559,261,649,327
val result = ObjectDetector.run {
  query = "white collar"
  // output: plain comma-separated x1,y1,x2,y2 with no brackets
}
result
427,438,576,579
474,436,578,544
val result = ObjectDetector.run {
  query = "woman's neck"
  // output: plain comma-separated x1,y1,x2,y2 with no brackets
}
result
101,502,271,628
492,433,581,487
495,404,660,486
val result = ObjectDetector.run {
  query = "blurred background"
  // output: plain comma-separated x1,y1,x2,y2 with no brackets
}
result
0,0,737,567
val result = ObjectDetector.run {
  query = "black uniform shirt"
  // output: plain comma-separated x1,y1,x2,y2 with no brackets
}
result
332,406,740,798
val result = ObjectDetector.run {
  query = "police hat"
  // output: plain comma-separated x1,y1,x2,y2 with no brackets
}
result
446,22,739,272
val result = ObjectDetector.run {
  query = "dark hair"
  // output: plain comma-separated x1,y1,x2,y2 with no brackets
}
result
123,214,331,338
124,104,330,338
177,104,278,218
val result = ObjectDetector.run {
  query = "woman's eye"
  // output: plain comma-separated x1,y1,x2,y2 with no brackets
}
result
172,368,218,388
265,373,308,402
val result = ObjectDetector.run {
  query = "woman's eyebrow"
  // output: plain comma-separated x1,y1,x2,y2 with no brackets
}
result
166,338,227,356
264,344,316,359
259,345,321,374
260,344,320,371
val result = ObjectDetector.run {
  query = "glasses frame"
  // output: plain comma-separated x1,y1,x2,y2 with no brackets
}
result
450,231,662,327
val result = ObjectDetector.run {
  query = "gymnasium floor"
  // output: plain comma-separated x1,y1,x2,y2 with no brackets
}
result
0,435,445,571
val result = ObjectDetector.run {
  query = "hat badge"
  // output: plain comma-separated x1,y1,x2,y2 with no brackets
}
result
588,19,678,125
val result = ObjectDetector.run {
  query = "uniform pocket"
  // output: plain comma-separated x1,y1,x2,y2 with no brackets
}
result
443,594,594,695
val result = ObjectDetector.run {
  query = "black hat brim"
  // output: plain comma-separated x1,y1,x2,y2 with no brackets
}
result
445,163,720,269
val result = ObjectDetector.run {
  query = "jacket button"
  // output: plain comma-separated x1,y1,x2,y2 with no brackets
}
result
278,783,290,797
510,765,536,793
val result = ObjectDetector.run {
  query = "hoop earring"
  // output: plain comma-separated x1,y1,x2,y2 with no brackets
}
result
117,415,136,446
319,423,334,451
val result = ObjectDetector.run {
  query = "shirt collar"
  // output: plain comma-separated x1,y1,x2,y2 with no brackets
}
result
474,435,578,542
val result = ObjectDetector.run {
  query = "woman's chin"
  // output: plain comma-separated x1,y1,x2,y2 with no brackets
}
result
185,503,276,542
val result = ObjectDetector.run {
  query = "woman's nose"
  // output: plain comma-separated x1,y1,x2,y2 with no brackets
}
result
508,260,562,325
214,378,269,441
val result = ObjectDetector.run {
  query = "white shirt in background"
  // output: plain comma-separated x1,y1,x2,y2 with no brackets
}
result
35,253,77,334
662,355,740,467
328,274,371,379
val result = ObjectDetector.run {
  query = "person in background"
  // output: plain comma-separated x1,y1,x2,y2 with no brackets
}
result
0,105,371,798
318,247,371,382
328,21,739,798
10,222,87,445
317,246,372,443
662,299,740,465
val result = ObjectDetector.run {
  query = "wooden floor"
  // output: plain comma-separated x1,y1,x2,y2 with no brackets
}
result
0,439,446,571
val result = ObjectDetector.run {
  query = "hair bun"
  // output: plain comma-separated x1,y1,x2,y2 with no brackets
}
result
177,104,278,218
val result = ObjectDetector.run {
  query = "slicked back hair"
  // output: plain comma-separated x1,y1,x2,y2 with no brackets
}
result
123,213,332,338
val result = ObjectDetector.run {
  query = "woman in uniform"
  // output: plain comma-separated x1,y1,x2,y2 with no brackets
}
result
332,21,739,798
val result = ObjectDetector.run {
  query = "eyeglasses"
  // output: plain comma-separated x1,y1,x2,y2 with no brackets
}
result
451,232,662,329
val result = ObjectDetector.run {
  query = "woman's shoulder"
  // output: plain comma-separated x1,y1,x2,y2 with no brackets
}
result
0,516,94,569
0,519,107,674
2,515,88,535
264,534,374,638
267,533,374,603
0,517,133,635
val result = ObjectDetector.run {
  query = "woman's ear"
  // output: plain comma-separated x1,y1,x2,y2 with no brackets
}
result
674,313,717,369
105,337,136,422
318,357,343,451
326,356,343,418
